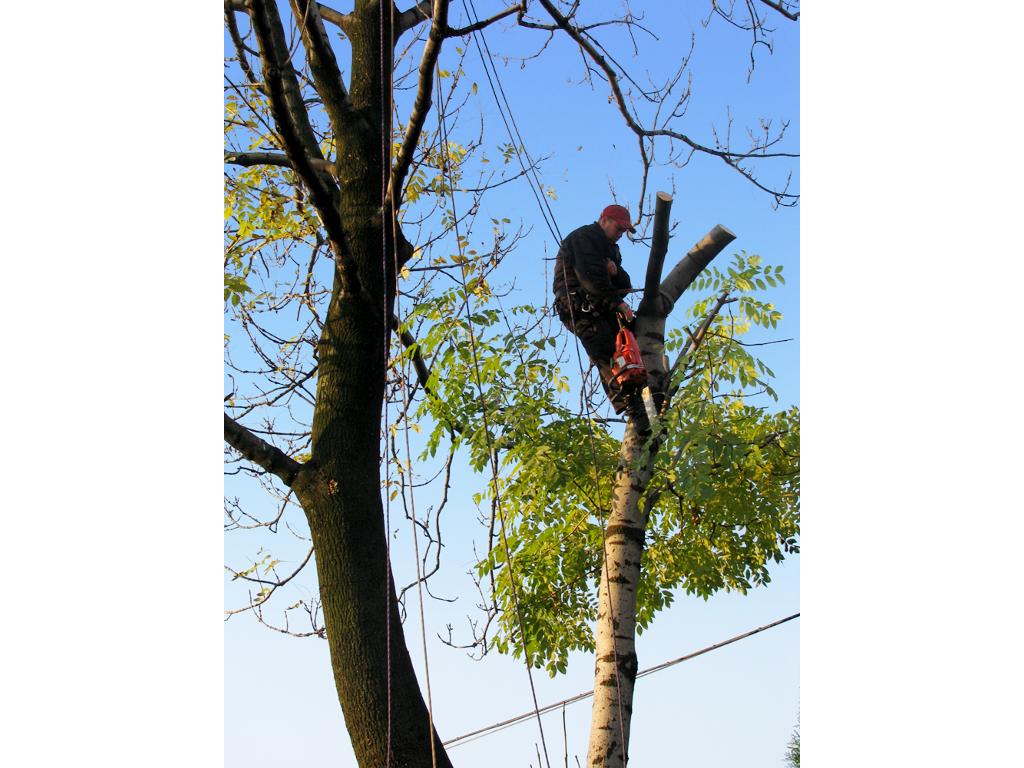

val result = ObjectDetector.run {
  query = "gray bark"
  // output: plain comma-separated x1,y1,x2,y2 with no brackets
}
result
587,194,736,767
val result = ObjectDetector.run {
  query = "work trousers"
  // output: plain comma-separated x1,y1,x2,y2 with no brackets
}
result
556,300,628,410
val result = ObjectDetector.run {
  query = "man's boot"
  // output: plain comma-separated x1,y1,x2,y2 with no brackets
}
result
595,361,629,414
624,389,651,435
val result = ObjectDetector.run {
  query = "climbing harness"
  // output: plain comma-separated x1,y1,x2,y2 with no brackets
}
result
552,290,595,318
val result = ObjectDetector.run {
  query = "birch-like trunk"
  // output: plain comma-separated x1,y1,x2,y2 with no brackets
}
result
586,421,657,766
586,196,735,767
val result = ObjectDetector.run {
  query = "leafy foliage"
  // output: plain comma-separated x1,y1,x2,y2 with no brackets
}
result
785,716,800,767
402,253,799,675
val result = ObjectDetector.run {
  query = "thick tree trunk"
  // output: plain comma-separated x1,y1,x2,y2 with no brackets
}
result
587,196,736,767
234,3,454,765
293,89,451,768
289,148,452,768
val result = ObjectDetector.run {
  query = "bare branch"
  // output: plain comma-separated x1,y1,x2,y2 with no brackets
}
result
388,0,448,209
248,0,361,293
225,150,335,173
534,0,797,203
289,0,361,138
649,224,737,317
224,413,304,487
225,1,262,91
317,2,353,34
446,4,523,37
396,0,433,37
759,0,799,21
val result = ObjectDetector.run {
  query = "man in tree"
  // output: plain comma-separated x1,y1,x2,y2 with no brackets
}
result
553,203,643,417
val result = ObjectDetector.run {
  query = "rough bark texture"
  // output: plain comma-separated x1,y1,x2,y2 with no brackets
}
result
587,196,736,767
229,2,454,766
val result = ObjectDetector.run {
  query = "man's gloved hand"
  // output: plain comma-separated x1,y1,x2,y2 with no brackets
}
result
606,259,619,277
616,302,634,322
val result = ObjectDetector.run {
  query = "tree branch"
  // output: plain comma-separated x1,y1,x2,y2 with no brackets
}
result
387,0,448,210
225,150,335,173
289,0,361,138
225,413,303,487
759,0,799,21
446,4,522,37
650,225,736,316
249,0,360,294
396,0,433,37
391,314,465,434
392,314,432,395
534,0,797,203
317,2,353,34
641,191,672,306
663,292,737,399
225,1,262,91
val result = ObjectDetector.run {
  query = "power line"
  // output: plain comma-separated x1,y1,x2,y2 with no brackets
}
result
443,612,800,749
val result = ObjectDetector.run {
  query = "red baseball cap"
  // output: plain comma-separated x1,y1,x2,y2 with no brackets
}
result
600,204,636,233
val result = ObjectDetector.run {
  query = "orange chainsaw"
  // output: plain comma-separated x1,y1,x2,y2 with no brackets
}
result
611,321,659,425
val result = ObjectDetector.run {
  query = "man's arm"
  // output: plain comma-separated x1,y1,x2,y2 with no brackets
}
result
611,262,632,291
572,230,626,312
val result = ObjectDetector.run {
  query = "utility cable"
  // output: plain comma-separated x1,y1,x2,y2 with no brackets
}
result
444,612,800,749
463,0,562,244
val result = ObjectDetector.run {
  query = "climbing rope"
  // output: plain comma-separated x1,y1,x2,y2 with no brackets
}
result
383,5,439,768
379,3,395,766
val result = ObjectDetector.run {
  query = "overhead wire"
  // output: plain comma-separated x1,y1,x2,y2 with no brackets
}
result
463,0,562,244
443,612,801,749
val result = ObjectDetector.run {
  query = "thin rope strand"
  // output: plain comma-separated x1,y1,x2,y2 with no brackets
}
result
379,2,394,764
392,6,439,764
434,59,553,768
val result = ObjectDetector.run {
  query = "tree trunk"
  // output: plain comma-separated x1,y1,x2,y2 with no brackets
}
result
587,196,736,766
289,15,452,762
586,421,657,767
233,2,454,765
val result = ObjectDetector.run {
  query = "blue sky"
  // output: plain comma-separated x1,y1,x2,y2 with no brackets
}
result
223,3,800,766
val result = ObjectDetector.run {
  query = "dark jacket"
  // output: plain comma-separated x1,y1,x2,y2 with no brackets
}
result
552,222,632,314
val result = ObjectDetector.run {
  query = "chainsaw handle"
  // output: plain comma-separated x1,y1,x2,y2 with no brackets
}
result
615,302,633,325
